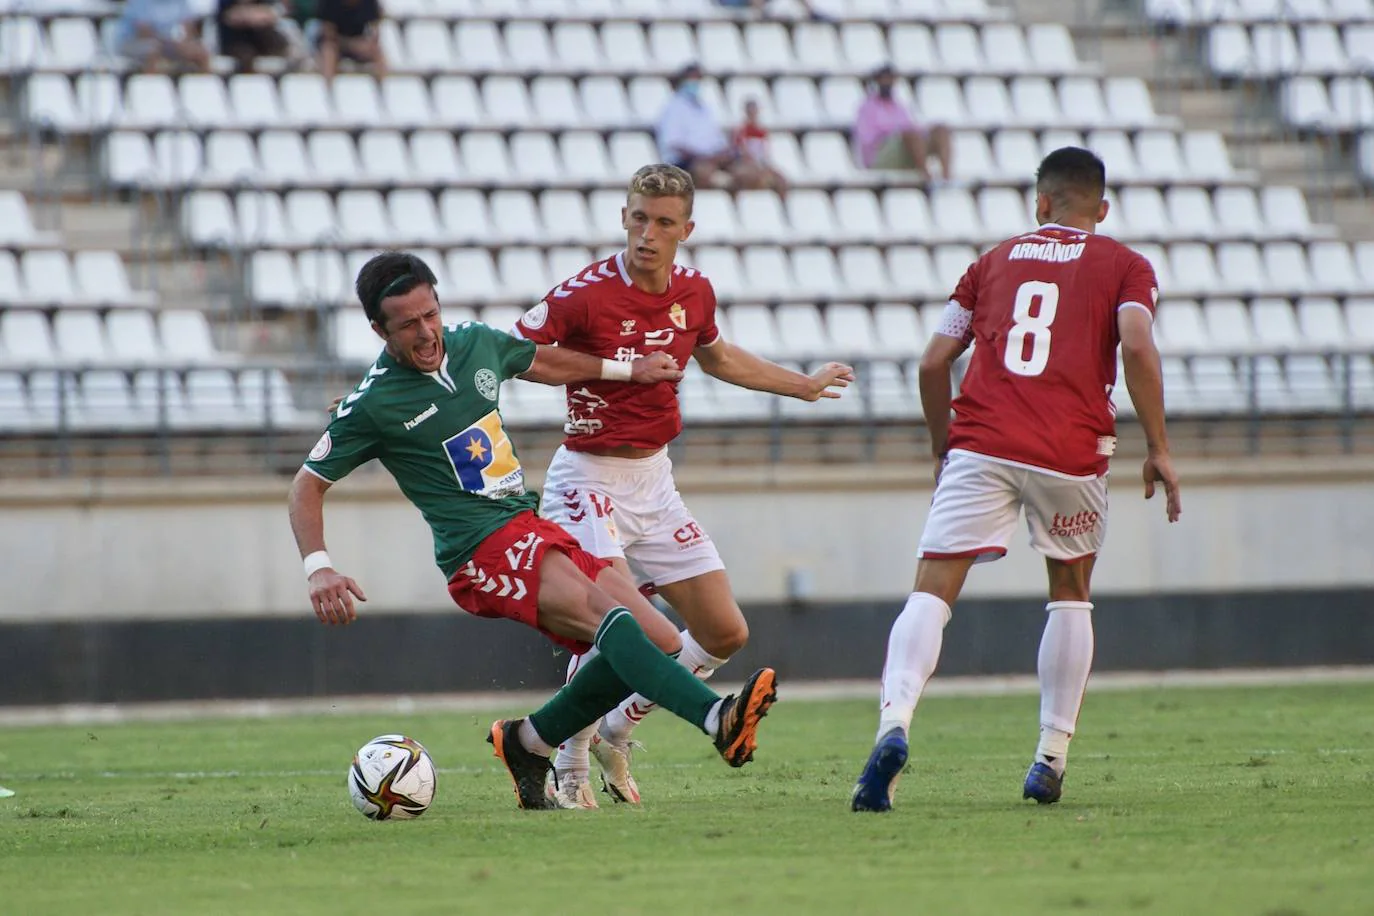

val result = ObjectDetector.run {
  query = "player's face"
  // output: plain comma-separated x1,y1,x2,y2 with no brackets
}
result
623,194,695,275
374,285,445,373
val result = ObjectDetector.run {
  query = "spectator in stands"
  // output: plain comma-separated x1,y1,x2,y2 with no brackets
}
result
733,99,789,196
316,0,387,79
656,63,767,191
217,0,306,73
114,0,211,74
853,65,952,185
714,0,832,20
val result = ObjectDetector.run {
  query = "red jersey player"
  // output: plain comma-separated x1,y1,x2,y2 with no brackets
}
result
513,164,855,808
852,147,1182,813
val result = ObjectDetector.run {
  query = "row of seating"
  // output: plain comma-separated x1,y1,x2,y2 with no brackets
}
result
25,70,1158,135
0,367,315,432
1147,0,1374,24
0,250,156,309
1208,23,1374,75
4,16,1057,79
0,191,60,248
242,235,1374,308
117,125,1242,196
0,0,1005,25
181,183,1327,253
1281,76,1374,130
0,309,224,366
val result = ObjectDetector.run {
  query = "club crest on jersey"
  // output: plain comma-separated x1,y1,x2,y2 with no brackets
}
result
474,368,499,401
669,303,687,330
442,410,524,499
620,319,637,335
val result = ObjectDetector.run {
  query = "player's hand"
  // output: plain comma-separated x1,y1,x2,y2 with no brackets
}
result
309,567,367,626
1142,451,1181,523
800,362,856,401
326,393,345,415
630,351,683,384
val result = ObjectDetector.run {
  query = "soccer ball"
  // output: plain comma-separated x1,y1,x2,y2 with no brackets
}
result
347,734,437,820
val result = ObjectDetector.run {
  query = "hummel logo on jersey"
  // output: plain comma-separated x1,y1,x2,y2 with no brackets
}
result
644,328,675,347
404,403,438,430
620,319,637,335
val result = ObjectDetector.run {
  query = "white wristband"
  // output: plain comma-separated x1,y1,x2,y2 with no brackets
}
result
600,358,633,382
303,550,333,579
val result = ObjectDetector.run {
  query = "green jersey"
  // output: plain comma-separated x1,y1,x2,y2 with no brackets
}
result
303,321,540,578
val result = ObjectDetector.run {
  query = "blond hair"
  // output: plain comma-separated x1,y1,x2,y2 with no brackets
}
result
627,163,695,216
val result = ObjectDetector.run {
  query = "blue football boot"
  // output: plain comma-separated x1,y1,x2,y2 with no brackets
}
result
851,728,909,812
1022,761,1063,804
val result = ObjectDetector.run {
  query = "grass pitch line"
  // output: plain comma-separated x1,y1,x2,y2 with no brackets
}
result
1,665,1370,728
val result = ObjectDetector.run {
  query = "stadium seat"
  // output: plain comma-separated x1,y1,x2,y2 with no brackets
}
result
1057,76,1110,128
461,132,512,182
1027,23,1081,75
336,191,392,247
841,23,888,74
445,250,500,303
179,75,234,131
825,302,880,355
250,250,298,307
160,311,220,363
840,246,894,299
579,77,633,129
736,190,789,243
259,130,312,186
600,21,650,74
382,76,434,129
482,76,535,129
648,22,697,70
53,310,110,364
833,189,884,243
790,249,843,299
872,303,925,358
240,368,311,429
558,132,614,183
359,130,413,183
387,190,445,246
552,22,603,73
132,369,191,426
75,250,152,308
1010,77,1061,128
1166,187,1218,238
453,21,505,72
532,77,585,129
1309,242,1363,295
935,23,984,74
784,190,838,244
794,23,844,74
105,311,163,365
506,21,556,73
295,249,349,303
228,74,283,130
410,130,463,182
431,75,483,127
1,310,57,364
280,74,334,128
331,75,385,129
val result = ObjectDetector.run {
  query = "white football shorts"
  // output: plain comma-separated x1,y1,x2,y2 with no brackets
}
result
540,445,725,588
917,449,1109,564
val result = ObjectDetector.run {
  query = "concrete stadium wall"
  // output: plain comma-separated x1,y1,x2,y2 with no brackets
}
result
2,457,1372,705
3,457,1374,621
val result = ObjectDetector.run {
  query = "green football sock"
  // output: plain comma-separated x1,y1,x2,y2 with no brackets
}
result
529,609,720,745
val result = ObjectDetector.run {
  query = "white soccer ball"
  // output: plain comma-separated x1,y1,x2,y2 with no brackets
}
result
347,734,437,820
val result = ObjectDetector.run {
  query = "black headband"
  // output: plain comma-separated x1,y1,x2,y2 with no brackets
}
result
374,273,416,312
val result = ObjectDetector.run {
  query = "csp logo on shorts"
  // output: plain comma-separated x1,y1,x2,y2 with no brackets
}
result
474,368,498,401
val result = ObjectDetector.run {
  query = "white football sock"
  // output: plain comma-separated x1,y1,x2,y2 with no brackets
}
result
551,648,598,774
703,698,724,738
518,718,553,757
1035,600,1095,774
877,592,951,740
601,629,727,742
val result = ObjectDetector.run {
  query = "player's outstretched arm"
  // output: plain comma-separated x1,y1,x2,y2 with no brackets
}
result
1119,307,1182,522
518,346,683,386
288,468,368,626
918,332,968,468
693,339,854,400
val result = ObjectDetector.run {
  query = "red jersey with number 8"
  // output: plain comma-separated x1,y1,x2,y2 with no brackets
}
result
944,225,1159,478
512,252,721,451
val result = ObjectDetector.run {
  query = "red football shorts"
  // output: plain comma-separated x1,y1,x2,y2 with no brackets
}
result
446,511,610,653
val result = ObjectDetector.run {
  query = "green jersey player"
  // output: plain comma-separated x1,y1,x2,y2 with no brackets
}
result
287,251,779,809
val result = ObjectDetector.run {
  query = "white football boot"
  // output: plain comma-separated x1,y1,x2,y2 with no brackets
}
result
544,769,599,810
591,730,642,804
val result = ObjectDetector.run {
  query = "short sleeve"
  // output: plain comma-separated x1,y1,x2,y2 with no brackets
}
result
1116,249,1159,318
470,322,536,380
513,287,589,345
697,279,721,347
303,407,382,484
949,257,982,312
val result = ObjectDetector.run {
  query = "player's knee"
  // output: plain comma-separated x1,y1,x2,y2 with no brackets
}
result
702,618,748,658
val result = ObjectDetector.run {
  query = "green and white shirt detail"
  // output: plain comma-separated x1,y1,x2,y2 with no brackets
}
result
303,322,539,578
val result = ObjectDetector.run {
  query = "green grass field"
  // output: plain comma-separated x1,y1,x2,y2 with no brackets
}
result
2,682,1372,915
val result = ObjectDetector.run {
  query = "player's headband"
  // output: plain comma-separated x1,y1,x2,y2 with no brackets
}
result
374,274,416,312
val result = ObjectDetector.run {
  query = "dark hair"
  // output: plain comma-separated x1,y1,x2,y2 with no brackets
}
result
355,251,438,328
1035,147,1106,213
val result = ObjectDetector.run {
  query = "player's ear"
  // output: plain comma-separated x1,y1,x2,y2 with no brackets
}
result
370,319,386,340
1097,198,1110,225
681,218,695,242
1034,192,1053,224
620,206,630,229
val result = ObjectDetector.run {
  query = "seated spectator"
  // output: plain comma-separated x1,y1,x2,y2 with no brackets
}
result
656,63,768,191
733,99,789,196
217,0,306,73
114,0,211,74
853,65,952,185
317,0,386,79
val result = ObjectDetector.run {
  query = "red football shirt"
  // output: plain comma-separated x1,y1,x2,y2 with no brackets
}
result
944,225,1159,477
513,251,721,451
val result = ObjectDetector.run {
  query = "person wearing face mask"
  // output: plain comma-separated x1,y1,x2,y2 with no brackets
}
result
656,63,765,190
853,64,952,185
